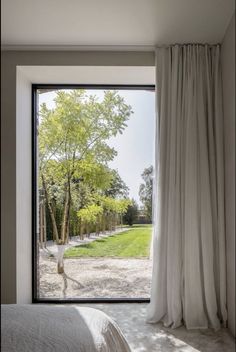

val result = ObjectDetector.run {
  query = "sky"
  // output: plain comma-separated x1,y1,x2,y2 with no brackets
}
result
38,89,155,206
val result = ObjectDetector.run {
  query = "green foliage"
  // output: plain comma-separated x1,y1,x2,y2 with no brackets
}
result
64,225,152,258
139,166,153,222
116,198,131,215
38,89,133,241
39,90,132,170
77,204,103,224
104,169,129,198
123,199,139,226
77,196,131,225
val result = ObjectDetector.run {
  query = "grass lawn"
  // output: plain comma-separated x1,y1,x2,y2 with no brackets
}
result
64,224,152,258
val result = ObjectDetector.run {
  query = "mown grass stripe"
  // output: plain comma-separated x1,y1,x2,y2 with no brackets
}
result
64,225,152,258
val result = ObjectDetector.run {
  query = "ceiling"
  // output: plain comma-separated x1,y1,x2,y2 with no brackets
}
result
1,0,235,49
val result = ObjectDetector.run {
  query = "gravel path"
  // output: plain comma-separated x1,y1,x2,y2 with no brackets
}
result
39,256,152,299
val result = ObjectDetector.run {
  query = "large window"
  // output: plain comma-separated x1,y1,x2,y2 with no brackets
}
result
33,85,155,302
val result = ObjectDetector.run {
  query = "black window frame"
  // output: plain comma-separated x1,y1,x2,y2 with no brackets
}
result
32,84,155,304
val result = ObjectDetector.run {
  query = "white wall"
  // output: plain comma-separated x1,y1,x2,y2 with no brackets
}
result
221,12,235,337
1,55,155,304
16,68,32,303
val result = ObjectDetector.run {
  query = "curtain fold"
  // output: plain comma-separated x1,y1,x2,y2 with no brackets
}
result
147,44,227,330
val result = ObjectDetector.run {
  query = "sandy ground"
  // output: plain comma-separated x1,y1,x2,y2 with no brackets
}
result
39,256,152,299
38,228,152,299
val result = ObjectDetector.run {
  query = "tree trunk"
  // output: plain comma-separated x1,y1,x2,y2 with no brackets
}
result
80,222,84,240
66,219,70,243
109,214,112,232
57,244,66,274
96,215,100,236
51,204,56,241
39,203,43,249
61,182,71,244
43,201,47,248
102,214,106,234
58,182,71,274
96,221,100,236
100,215,103,234
112,213,116,231
86,223,90,237
42,175,59,243
120,214,123,229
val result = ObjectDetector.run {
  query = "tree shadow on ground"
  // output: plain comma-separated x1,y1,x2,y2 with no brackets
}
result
62,272,84,298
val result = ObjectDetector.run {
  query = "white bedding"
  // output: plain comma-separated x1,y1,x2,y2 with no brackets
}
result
1,305,131,352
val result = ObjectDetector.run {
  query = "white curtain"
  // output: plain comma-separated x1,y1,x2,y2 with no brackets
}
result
147,44,227,330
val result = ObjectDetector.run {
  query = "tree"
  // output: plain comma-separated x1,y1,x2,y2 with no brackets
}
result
104,169,129,198
88,195,130,233
67,168,129,239
139,166,153,222
39,89,132,273
123,199,138,226
77,204,103,238
116,199,131,228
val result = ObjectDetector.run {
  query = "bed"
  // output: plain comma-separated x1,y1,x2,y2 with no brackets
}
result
1,304,131,352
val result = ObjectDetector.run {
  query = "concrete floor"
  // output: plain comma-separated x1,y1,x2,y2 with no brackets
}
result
78,303,235,352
